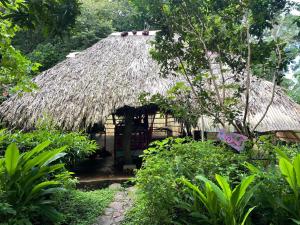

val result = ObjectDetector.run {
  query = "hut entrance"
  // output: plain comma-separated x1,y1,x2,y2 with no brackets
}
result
111,108,184,169
74,106,184,181
113,107,156,167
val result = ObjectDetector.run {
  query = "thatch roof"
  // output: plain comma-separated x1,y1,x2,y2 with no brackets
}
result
197,77,300,132
1,31,300,132
0,31,180,130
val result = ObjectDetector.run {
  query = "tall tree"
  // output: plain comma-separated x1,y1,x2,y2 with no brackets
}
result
0,0,39,103
4,0,80,36
132,0,297,137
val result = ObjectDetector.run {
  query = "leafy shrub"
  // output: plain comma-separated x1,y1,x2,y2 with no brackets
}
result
245,146,300,225
124,138,248,225
268,148,300,225
0,141,70,224
242,164,285,225
124,137,300,225
54,188,116,225
0,128,97,167
179,174,256,225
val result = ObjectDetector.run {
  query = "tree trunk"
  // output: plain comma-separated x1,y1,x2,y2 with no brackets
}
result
123,113,134,164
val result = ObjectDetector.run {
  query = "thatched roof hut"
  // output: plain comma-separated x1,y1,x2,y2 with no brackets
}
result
1,31,300,132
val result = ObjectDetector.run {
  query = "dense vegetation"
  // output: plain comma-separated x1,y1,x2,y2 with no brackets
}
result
0,131,115,224
54,188,115,225
1,0,300,224
0,141,71,224
131,0,300,137
13,0,145,72
0,126,97,167
124,138,300,225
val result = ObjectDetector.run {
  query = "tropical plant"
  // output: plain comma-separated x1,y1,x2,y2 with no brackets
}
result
0,141,68,224
275,148,300,223
124,138,248,225
180,174,256,225
0,127,98,167
140,82,199,136
244,145,300,225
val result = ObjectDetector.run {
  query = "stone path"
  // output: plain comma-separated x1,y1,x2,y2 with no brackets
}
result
93,184,135,225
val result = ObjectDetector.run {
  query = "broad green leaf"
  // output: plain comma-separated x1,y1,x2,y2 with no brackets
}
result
291,218,300,224
23,140,51,161
30,181,60,196
215,174,232,200
24,146,66,171
22,164,65,193
196,175,227,207
293,155,300,187
232,175,255,207
39,147,67,167
42,152,67,167
180,178,209,208
5,143,19,176
279,157,298,197
205,182,219,216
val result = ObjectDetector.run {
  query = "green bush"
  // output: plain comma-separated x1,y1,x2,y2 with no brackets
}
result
124,137,300,225
246,148,300,225
0,128,98,167
124,138,248,225
179,174,256,225
54,188,116,225
0,141,70,224
245,164,290,225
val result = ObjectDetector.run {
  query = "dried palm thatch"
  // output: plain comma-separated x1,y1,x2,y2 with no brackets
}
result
197,76,300,132
197,57,300,132
0,31,180,130
246,77,300,132
0,31,300,132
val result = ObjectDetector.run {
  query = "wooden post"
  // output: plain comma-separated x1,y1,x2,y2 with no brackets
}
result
123,112,134,164
201,115,205,142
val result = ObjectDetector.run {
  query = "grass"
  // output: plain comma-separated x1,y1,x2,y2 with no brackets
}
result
55,188,116,225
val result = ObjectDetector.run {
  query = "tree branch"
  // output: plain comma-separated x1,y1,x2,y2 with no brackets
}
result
251,20,283,133
242,17,251,132
251,75,277,132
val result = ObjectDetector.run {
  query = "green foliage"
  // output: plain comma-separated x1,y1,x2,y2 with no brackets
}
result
132,0,297,136
248,165,289,225
179,174,256,225
13,0,144,72
27,42,67,71
124,138,248,225
125,137,300,225
107,0,145,31
53,188,116,225
276,148,300,222
284,69,300,104
244,146,300,225
0,128,97,167
0,142,69,224
5,0,80,37
140,82,199,136
0,0,39,97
